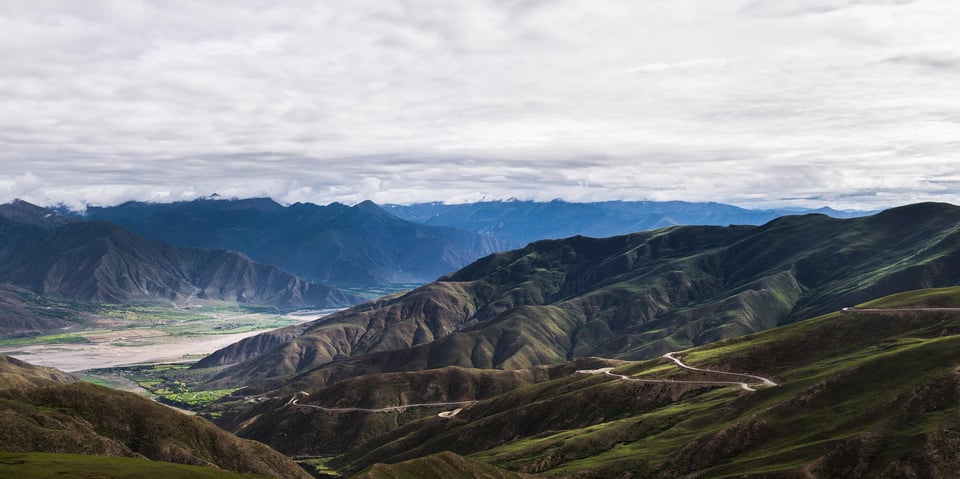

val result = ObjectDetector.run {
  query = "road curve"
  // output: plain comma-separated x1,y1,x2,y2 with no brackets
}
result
663,352,777,387
286,351,778,415
577,352,777,392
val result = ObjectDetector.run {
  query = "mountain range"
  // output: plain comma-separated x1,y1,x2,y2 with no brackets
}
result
81,197,507,287
78,197,871,289
384,199,872,245
197,202,960,393
0,200,358,328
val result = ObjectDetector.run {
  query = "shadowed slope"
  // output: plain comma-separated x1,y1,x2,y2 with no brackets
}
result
0,207,359,308
214,358,619,456
83,198,507,286
323,287,960,478
0,354,311,479
202,203,960,391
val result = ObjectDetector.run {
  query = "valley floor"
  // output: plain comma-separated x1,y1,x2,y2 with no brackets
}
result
0,307,342,372
0,329,268,372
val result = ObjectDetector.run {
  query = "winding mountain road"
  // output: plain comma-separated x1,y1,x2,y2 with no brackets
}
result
284,350,778,417
663,352,778,388
577,352,777,392
260,307,956,420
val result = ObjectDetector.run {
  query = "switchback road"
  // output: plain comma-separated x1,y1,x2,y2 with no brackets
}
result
285,350,778,416
577,352,777,392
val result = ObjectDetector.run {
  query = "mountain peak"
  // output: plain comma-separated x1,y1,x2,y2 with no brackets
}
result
862,202,959,228
354,199,379,208
352,199,387,214
0,199,78,228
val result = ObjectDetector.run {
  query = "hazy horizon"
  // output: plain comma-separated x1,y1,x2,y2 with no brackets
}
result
8,194,898,214
3,1,958,211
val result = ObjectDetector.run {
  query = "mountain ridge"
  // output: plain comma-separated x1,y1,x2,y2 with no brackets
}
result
81,197,507,286
384,199,874,245
198,202,960,394
322,287,960,477
0,201,359,310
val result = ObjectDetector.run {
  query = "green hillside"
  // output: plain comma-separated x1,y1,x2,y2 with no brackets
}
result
215,358,620,456
202,203,960,393
0,354,312,479
0,353,77,389
320,286,960,478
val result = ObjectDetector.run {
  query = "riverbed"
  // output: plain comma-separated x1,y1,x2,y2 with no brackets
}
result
0,308,341,372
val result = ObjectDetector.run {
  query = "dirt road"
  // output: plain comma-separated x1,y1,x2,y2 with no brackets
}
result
577,352,777,392
286,349,779,418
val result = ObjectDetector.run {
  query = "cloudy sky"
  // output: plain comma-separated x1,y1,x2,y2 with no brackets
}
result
2,0,959,210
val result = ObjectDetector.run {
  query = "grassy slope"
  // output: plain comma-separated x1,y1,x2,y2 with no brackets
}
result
205,203,960,394
0,353,77,389
329,287,960,478
0,380,312,479
216,358,620,457
0,452,270,479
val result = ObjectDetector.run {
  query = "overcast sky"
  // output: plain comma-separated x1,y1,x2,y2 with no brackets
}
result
2,0,959,211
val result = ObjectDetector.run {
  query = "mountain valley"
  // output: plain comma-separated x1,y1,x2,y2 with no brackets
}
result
2,200,959,479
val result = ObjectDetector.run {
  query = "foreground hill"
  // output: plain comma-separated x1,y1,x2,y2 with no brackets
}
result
83,197,506,286
214,358,619,456
0,354,311,479
385,199,870,245
214,287,960,478
199,202,960,389
0,353,78,389
330,287,960,477
0,201,358,309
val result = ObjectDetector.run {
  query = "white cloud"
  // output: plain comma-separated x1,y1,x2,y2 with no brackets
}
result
1,0,959,211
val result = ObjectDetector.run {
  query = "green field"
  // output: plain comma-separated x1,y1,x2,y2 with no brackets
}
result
84,362,239,410
0,332,89,347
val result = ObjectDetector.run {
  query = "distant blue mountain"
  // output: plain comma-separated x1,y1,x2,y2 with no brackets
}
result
0,200,359,317
384,200,874,245
78,197,873,288
82,198,506,287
